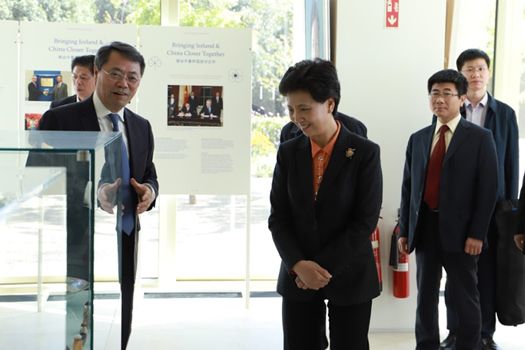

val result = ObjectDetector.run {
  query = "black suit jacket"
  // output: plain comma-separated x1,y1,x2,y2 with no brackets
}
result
50,95,77,109
399,118,498,252
188,97,198,114
39,96,159,208
432,93,519,201
516,175,525,253
28,82,41,101
464,93,519,201
280,112,367,142
37,97,158,278
269,125,382,305
200,105,214,116
211,96,223,115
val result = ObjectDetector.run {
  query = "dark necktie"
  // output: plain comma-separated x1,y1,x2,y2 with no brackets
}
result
109,113,134,235
424,125,449,209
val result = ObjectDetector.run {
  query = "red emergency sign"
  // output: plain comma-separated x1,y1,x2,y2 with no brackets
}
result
386,0,399,28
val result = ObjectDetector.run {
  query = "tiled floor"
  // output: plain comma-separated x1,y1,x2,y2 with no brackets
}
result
1,295,524,349
127,296,524,350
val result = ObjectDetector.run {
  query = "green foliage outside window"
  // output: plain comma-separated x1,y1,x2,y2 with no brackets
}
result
179,0,293,116
0,0,160,25
251,115,287,177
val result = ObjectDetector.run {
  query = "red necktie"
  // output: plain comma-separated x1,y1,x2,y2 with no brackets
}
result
424,125,449,209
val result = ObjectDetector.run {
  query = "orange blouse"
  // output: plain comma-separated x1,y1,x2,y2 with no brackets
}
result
310,121,341,200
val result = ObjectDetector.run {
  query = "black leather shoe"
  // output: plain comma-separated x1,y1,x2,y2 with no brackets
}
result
481,337,500,350
439,333,456,349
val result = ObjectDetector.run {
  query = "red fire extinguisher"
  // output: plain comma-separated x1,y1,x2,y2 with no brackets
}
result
390,216,409,298
370,226,382,291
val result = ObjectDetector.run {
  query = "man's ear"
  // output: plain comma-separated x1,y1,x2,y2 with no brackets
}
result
459,94,467,107
326,98,335,114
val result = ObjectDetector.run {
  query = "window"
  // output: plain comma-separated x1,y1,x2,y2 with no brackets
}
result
0,0,160,25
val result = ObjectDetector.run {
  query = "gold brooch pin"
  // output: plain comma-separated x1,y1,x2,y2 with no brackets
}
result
346,148,355,159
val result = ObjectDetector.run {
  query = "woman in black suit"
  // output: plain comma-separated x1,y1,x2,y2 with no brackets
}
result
268,59,383,350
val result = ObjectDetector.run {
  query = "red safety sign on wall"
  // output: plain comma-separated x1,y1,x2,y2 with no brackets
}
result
385,0,399,28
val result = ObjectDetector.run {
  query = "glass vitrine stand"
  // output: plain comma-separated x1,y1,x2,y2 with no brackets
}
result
0,130,122,350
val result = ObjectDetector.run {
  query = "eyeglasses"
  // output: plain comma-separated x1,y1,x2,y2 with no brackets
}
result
461,66,488,75
101,69,141,85
429,91,459,99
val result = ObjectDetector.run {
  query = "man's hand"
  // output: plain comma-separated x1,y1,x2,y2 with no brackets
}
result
292,260,332,290
130,178,154,214
398,237,409,255
98,178,121,214
464,237,483,255
514,233,525,252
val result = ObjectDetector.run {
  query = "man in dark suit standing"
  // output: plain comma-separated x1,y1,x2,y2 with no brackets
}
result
50,55,96,108
188,90,198,114
38,41,158,350
439,49,519,350
28,75,42,101
52,74,69,101
211,91,223,116
280,111,367,142
398,69,498,350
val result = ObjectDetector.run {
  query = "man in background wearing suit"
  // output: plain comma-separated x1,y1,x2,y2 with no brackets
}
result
280,111,367,142
50,55,96,108
200,98,216,118
440,49,519,350
188,90,198,114
398,69,498,350
38,41,158,350
52,74,69,101
28,75,42,101
211,91,223,116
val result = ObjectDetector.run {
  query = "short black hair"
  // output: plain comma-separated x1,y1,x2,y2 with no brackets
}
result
427,69,468,96
71,55,95,74
95,41,145,76
456,49,490,71
279,58,340,115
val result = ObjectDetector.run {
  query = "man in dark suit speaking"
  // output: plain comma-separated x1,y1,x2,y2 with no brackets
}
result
38,41,158,350
398,69,498,350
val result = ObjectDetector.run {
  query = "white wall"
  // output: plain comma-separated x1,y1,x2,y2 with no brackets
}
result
335,0,446,330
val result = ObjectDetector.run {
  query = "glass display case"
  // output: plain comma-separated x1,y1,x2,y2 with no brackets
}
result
0,130,122,350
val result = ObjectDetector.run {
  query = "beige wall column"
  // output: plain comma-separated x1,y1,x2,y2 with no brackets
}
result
335,0,446,330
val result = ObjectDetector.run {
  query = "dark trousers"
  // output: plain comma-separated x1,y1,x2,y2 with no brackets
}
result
121,231,137,350
445,223,497,338
415,208,481,350
282,296,372,350
67,207,90,280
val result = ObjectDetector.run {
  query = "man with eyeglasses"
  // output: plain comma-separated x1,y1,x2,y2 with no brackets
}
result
37,41,158,350
398,69,498,350
50,55,96,108
439,49,519,350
